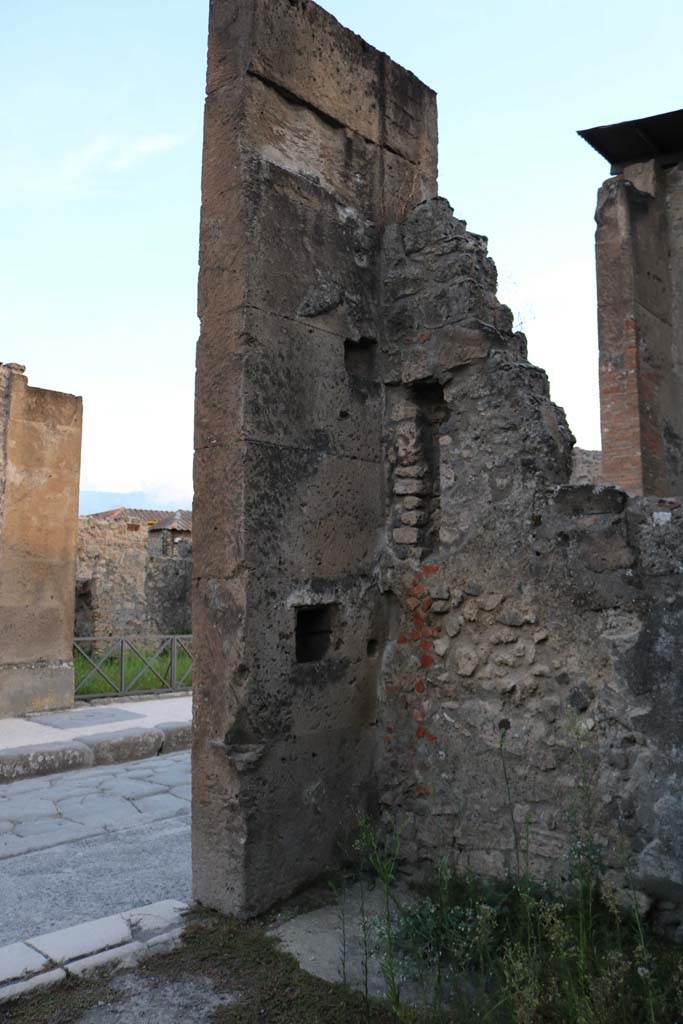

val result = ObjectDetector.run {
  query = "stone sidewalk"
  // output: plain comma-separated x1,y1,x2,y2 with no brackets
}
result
0,695,191,782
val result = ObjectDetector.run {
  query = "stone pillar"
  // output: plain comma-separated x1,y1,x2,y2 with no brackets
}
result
596,160,683,495
192,0,437,916
0,364,82,716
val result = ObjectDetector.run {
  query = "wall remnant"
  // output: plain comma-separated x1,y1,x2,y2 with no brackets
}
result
195,0,683,932
76,508,192,637
193,0,437,917
0,363,82,716
580,109,683,496
571,448,603,485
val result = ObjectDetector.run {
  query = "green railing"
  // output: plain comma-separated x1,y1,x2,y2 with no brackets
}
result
73,635,192,699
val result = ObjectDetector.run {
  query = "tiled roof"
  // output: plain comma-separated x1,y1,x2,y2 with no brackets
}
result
86,507,191,530
150,510,193,532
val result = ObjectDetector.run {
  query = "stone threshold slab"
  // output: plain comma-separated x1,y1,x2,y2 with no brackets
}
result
0,899,189,1005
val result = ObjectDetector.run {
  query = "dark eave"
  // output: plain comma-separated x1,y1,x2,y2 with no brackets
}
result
578,108,683,170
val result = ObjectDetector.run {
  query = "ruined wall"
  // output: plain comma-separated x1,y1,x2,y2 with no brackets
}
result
0,364,82,716
571,447,603,485
76,518,192,636
193,0,437,916
76,518,148,636
596,159,683,495
195,0,682,927
377,198,682,930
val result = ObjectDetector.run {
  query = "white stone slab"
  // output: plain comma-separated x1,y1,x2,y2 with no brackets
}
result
0,968,66,1004
66,940,145,977
123,900,187,940
28,914,132,963
0,941,48,985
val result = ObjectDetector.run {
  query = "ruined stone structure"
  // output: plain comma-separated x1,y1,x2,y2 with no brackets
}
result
571,448,602,485
76,509,192,637
581,110,683,496
194,0,682,933
0,363,82,716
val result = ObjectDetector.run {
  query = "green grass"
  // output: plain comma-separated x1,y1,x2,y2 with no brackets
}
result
74,643,192,698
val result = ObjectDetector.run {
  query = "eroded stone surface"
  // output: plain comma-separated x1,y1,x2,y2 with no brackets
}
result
194,0,683,937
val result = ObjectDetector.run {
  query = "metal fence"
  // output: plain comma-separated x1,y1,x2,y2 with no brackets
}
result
73,635,192,699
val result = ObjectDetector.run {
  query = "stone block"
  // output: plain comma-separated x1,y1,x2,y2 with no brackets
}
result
0,942,48,985
0,968,66,1005
194,726,376,918
82,728,165,766
65,941,144,978
196,308,383,461
29,914,132,964
0,740,94,785
123,900,187,940
208,0,381,142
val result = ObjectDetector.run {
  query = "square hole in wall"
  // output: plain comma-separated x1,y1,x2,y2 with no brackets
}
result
344,337,377,379
296,604,336,663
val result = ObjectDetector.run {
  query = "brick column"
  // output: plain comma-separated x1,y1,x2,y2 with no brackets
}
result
595,163,683,495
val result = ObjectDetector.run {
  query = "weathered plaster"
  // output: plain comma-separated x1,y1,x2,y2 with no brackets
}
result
0,365,82,716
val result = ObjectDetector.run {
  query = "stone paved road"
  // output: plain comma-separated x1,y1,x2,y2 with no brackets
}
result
0,752,191,946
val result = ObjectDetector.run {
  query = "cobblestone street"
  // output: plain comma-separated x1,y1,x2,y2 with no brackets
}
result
0,752,190,946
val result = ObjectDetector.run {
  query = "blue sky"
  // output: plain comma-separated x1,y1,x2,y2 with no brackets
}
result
3,0,682,511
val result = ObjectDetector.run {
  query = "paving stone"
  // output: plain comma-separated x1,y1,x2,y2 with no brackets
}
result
0,834,36,858
0,967,66,1005
133,793,187,818
143,769,189,789
0,825,100,859
29,913,132,963
49,770,118,789
0,777,46,796
14,818,91,839
170,785,191,801
55,795,143,829
0,798,58,822
98,778,167,800
0,941,48,984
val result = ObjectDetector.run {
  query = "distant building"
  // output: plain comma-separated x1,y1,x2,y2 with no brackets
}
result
75,507,192,637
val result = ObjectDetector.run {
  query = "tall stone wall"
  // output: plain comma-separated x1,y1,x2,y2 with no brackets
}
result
194,0,682,927
596,160,683,495
0,364,82,716
193,0,437,916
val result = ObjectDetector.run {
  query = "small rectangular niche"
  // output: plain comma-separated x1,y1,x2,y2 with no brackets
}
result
295,603,336,663
344,337,377,379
